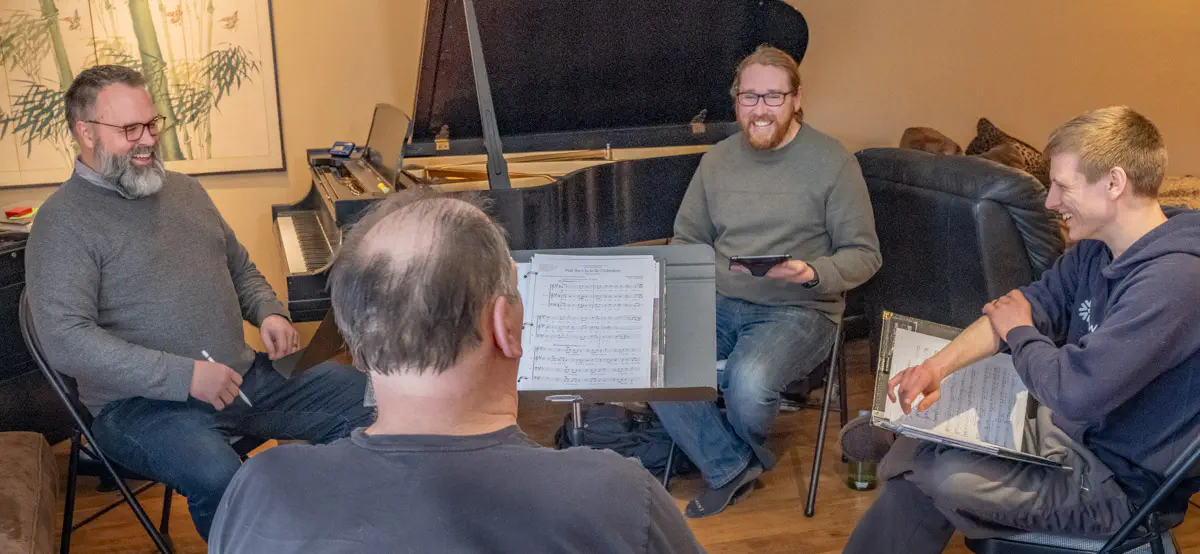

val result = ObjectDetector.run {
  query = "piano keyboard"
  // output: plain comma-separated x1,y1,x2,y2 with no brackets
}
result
277,211,333,274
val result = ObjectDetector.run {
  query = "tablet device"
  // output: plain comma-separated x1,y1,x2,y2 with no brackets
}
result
729,254,791,277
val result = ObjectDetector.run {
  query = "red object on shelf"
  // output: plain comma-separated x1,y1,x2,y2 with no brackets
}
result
4,206,31,218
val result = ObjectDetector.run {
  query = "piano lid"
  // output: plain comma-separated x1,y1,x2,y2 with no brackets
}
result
408,0,808,157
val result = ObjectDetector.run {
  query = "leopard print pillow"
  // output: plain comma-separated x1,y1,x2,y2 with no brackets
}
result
966,118,1050,185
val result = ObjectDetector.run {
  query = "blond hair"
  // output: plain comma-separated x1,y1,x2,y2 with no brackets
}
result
730,45,803,123
1045,106,1167,198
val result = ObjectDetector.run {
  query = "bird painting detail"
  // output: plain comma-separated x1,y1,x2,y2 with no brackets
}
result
220,10,238,30
62,8,81,30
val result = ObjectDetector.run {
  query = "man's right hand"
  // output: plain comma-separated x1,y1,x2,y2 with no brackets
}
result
190,360,244,410
887,360,946,415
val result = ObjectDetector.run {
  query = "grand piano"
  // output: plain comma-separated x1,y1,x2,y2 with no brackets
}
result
273,0,809,323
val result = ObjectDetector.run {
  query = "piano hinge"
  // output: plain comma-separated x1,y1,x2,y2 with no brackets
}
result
690,109,708,135
435,124,451,151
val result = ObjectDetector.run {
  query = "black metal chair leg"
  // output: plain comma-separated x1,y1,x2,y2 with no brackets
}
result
61,431,81,554
86,433,172,553
1150,534,1165,554
837,335,850,464
160,487,173,535
662,442,677,490
805,325,844,517
98,466,172,553
837,337,849,430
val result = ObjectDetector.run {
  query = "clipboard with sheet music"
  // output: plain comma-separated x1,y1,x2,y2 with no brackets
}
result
872,311,1067,470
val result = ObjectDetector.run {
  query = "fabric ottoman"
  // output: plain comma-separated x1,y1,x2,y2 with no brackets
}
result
0,431,58,554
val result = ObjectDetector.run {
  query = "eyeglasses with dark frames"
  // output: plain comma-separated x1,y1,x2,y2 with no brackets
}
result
736,91,794,107
85,115,167,142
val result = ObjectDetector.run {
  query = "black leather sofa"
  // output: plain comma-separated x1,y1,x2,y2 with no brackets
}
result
851,147,1065,366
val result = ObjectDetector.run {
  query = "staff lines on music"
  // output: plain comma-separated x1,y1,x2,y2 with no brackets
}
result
533,314,642,333
546,282,647,309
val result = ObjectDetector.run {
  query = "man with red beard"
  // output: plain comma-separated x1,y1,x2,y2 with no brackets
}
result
651,46,881,517
24,65,374,541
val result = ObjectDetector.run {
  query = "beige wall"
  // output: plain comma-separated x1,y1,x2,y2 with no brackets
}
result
790,0,1200,175
3,0,1194,344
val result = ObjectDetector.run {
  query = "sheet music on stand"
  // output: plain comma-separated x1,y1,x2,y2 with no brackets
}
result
872,311,1067,470
516,253,666,391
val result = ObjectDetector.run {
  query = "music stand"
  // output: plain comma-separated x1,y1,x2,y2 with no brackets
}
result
283,244,718,443
511,243,718,445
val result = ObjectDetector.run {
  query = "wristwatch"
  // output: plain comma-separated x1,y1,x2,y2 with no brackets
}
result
801,267,820,289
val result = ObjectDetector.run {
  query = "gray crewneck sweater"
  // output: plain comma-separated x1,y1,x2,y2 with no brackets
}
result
25,168,286,415
673,124,881,321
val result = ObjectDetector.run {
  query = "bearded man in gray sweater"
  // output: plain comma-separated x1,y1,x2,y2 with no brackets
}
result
24,65,374,541
651,46,881,517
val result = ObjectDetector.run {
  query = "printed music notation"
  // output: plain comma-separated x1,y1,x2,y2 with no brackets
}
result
536,315,640,332
533,315,641,324
514,254,660,390
884,328,1027,450
536,332,636,341
543,301,643,311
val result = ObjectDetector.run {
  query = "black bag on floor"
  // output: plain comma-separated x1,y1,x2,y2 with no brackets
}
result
554,404,697,479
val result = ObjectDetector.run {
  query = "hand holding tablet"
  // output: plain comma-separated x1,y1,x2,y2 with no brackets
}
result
729,254,791,277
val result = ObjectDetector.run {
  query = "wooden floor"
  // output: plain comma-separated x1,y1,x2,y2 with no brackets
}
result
50,339,1200,553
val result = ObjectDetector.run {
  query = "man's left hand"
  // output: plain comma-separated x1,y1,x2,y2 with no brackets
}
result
761,260,815,284
260,314,299,360
982,290,1033,341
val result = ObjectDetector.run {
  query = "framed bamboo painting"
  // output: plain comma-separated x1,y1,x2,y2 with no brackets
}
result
0,0,283,187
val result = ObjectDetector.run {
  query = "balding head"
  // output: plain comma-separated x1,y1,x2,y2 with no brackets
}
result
329,190,518,376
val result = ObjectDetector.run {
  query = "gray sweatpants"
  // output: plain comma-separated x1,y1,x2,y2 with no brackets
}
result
844,405,1133,554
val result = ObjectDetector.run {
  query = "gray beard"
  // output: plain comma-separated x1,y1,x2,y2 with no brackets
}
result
95,142,166,199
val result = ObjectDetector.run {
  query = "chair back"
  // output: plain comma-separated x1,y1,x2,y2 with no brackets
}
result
18,292,94,427
854,148,1064,362
1097,430,1200,553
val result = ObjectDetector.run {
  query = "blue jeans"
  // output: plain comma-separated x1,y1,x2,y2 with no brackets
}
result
652,295,835,489
90,353,375,541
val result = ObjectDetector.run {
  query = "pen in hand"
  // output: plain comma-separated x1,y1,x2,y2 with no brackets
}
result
200,350,253,408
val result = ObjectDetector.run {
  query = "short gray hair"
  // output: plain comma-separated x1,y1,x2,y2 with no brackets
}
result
329,189,517,376
64,65,147,134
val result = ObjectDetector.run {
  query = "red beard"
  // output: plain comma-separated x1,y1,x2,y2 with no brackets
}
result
741,115,792,150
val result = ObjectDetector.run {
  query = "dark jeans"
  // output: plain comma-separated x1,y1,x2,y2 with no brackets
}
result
651,294,836,489
90,354,375,540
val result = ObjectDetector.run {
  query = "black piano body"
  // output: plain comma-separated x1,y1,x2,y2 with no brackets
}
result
273,0,808,323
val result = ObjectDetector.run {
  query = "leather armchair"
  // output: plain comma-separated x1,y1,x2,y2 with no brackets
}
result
853,147,1064,366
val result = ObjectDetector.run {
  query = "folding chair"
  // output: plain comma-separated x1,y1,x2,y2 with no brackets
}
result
963,428,1200,554
19,292,262,553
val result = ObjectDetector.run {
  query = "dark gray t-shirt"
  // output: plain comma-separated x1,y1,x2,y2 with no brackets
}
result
208,425,704,553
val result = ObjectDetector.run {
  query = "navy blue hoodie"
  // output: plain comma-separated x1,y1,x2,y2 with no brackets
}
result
1009,207,1200,511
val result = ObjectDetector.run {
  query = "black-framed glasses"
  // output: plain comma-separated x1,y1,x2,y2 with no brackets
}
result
736,91,793,107
86,115,166,142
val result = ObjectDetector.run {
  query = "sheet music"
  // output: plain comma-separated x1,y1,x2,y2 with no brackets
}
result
516,255,659,390
883,328,1028,450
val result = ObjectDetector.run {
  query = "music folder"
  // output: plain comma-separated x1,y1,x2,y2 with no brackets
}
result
872,311,1067,470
